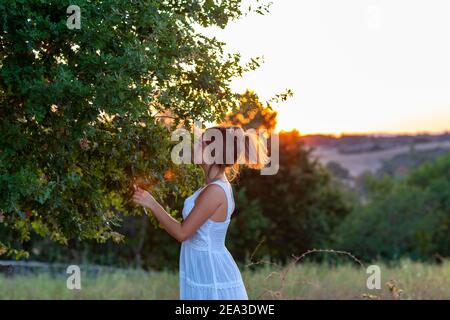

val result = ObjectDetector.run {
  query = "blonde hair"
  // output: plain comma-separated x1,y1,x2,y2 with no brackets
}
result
202,126,269,180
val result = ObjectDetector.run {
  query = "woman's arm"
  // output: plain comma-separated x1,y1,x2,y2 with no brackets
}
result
132,184,225,242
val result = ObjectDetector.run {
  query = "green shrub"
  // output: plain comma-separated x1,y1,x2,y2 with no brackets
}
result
334,152,450,261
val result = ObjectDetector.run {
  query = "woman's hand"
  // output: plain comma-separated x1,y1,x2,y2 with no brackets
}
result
132,185,157,210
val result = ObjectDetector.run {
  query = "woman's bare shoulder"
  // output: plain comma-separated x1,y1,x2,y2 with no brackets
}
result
196,183,226,205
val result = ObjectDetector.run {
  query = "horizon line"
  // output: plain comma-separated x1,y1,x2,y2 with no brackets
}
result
276,128,450,138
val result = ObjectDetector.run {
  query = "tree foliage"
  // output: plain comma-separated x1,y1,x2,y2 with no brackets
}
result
225,91,352,263
0,0,267,258
224,89,277,130
335,152,450,261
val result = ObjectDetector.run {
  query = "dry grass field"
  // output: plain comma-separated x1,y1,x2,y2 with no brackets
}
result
1,260,449,300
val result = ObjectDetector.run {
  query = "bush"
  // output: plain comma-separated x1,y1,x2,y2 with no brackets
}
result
334,152,450,261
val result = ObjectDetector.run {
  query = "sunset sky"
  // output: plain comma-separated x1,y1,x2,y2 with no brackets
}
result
206,0,450,135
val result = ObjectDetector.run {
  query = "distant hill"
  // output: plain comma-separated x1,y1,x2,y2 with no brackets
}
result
306,133,450,178
301,132,450,154
377,147,450,177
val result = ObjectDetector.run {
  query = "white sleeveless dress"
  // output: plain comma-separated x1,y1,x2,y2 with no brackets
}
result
179,179,249,300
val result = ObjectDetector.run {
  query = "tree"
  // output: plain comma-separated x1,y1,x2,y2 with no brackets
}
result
0,0,269,258
334,152,450,261
326,161,350,180
225,91,352,264
224,89,277,130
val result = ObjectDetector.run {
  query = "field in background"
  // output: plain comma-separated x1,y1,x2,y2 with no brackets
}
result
1,260,449,299
312,140,450,177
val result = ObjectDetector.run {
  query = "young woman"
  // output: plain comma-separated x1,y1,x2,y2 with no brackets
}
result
132,125,268,300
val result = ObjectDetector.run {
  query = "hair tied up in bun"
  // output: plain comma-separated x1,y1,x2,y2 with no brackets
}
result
202,125,270,180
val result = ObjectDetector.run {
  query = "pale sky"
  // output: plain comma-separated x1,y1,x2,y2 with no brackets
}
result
204,0,450,135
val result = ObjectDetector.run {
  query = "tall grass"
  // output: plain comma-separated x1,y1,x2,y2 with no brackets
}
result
1,260,449,299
